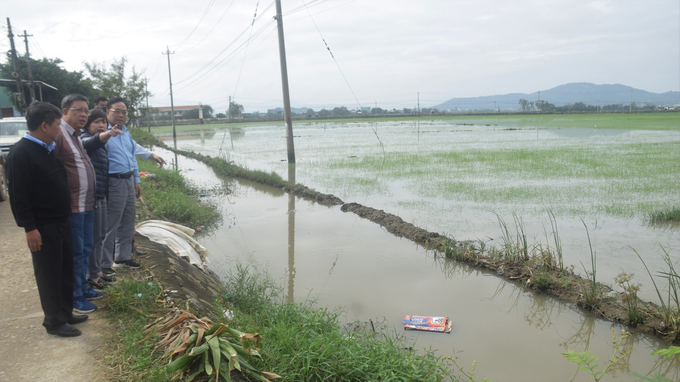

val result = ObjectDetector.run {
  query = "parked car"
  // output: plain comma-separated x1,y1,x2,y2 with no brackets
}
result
0,117,27,202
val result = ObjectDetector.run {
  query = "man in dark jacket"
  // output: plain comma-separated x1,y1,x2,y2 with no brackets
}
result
6,102,88,337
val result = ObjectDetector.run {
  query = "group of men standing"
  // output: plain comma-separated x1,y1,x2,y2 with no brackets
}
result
6,95,164,337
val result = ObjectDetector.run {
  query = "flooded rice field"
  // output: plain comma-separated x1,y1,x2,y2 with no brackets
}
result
156,119,679,381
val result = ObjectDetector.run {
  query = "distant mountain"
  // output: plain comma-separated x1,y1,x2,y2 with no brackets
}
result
433,83,680,111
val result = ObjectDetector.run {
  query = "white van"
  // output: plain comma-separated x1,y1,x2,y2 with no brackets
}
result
0,117,27,202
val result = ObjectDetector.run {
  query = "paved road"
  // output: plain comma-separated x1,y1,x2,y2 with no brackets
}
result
0,199,110,381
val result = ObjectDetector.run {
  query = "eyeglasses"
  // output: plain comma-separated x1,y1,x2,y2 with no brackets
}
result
110,109,128,115
69,107,89,114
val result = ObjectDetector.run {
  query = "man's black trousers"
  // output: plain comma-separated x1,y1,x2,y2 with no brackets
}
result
30,220,74,330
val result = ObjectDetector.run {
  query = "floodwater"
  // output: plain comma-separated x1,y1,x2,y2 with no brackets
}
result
152,120,680,381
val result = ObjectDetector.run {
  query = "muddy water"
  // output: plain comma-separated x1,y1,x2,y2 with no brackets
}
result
155,148,679,381
175,122,680,304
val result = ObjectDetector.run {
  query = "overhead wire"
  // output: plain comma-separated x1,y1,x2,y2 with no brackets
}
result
180,0,237,53
300,0,362,109
232,1,261,98
172,3,274,86
172,0,217,51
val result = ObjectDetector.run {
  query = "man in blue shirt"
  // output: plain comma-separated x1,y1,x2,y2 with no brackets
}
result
101,97,142,269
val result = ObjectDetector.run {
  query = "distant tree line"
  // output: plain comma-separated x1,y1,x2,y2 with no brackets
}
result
518,98,658,112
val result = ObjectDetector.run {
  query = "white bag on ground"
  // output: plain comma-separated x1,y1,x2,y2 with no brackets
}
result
135,220,210,269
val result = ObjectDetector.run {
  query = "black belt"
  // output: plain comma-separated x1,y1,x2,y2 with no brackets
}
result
108,171,134,179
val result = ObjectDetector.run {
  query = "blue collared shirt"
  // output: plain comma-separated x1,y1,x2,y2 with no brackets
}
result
105,124,140,183
23,132,56,152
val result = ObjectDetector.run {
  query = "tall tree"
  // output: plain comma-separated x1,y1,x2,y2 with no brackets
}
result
0,57,97,109
229,101,244,118
84,57,151,123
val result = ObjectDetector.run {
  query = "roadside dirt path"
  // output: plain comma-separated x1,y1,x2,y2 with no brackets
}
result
0,200,111,381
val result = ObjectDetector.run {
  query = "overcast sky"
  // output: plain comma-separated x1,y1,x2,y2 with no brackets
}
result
2,0,679,113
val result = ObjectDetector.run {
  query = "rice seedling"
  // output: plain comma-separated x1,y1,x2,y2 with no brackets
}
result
647,206,680,223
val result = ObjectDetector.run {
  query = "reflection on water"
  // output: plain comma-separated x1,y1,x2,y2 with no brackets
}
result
287,165,296,302
161,131,679,382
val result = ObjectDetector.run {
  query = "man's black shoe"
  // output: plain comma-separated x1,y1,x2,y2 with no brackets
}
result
68,315,88,325
102,267,116,276
46,323,81,337
134,247,148,256
100,274,116,283
113,260,141,269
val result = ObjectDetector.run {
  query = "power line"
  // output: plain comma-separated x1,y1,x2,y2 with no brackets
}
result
301,0,362,109
172,0,217,51
233,1,261,98
180,0,237,53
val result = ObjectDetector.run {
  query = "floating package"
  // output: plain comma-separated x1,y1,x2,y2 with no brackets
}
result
402,315,452,333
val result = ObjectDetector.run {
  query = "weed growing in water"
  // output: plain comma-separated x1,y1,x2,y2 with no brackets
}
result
580,218,600,310
633,245,680,332
614,272,644,326
533,272,555,291
562,328,633,382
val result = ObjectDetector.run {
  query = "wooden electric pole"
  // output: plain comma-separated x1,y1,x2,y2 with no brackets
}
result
19,30,36,104
275,0,295,164
6,18,25,113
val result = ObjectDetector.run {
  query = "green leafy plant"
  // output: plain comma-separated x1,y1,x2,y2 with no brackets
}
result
149,309,281,382
632,346,680,382
562,328,632,381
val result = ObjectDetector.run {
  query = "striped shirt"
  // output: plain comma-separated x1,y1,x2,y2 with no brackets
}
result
54,120,96,213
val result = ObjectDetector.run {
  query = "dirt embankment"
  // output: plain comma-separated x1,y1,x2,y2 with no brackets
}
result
336,201,678,345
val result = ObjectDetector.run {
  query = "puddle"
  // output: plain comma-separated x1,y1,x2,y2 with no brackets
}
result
154,148,679,381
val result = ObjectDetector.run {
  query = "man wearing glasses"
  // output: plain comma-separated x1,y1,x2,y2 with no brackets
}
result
54,94,103,315
101,97,144,270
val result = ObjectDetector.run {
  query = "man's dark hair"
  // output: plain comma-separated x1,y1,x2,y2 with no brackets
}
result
93,96,108,105
26,102,63,131
106,97,129,110
61,94,89,110
84,107,109,131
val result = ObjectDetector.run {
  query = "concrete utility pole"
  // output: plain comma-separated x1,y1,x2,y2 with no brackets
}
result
274,0,295,164
145,77,150,133
6,18,25,113
417,92,420,117
163,47,177,145
537,91,541,113
19,30,36,104
629,90,633,113
228,96,231,123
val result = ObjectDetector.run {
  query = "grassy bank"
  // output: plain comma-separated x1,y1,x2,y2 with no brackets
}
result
104,276,171,381
136,157,222,230
219,264,458,381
